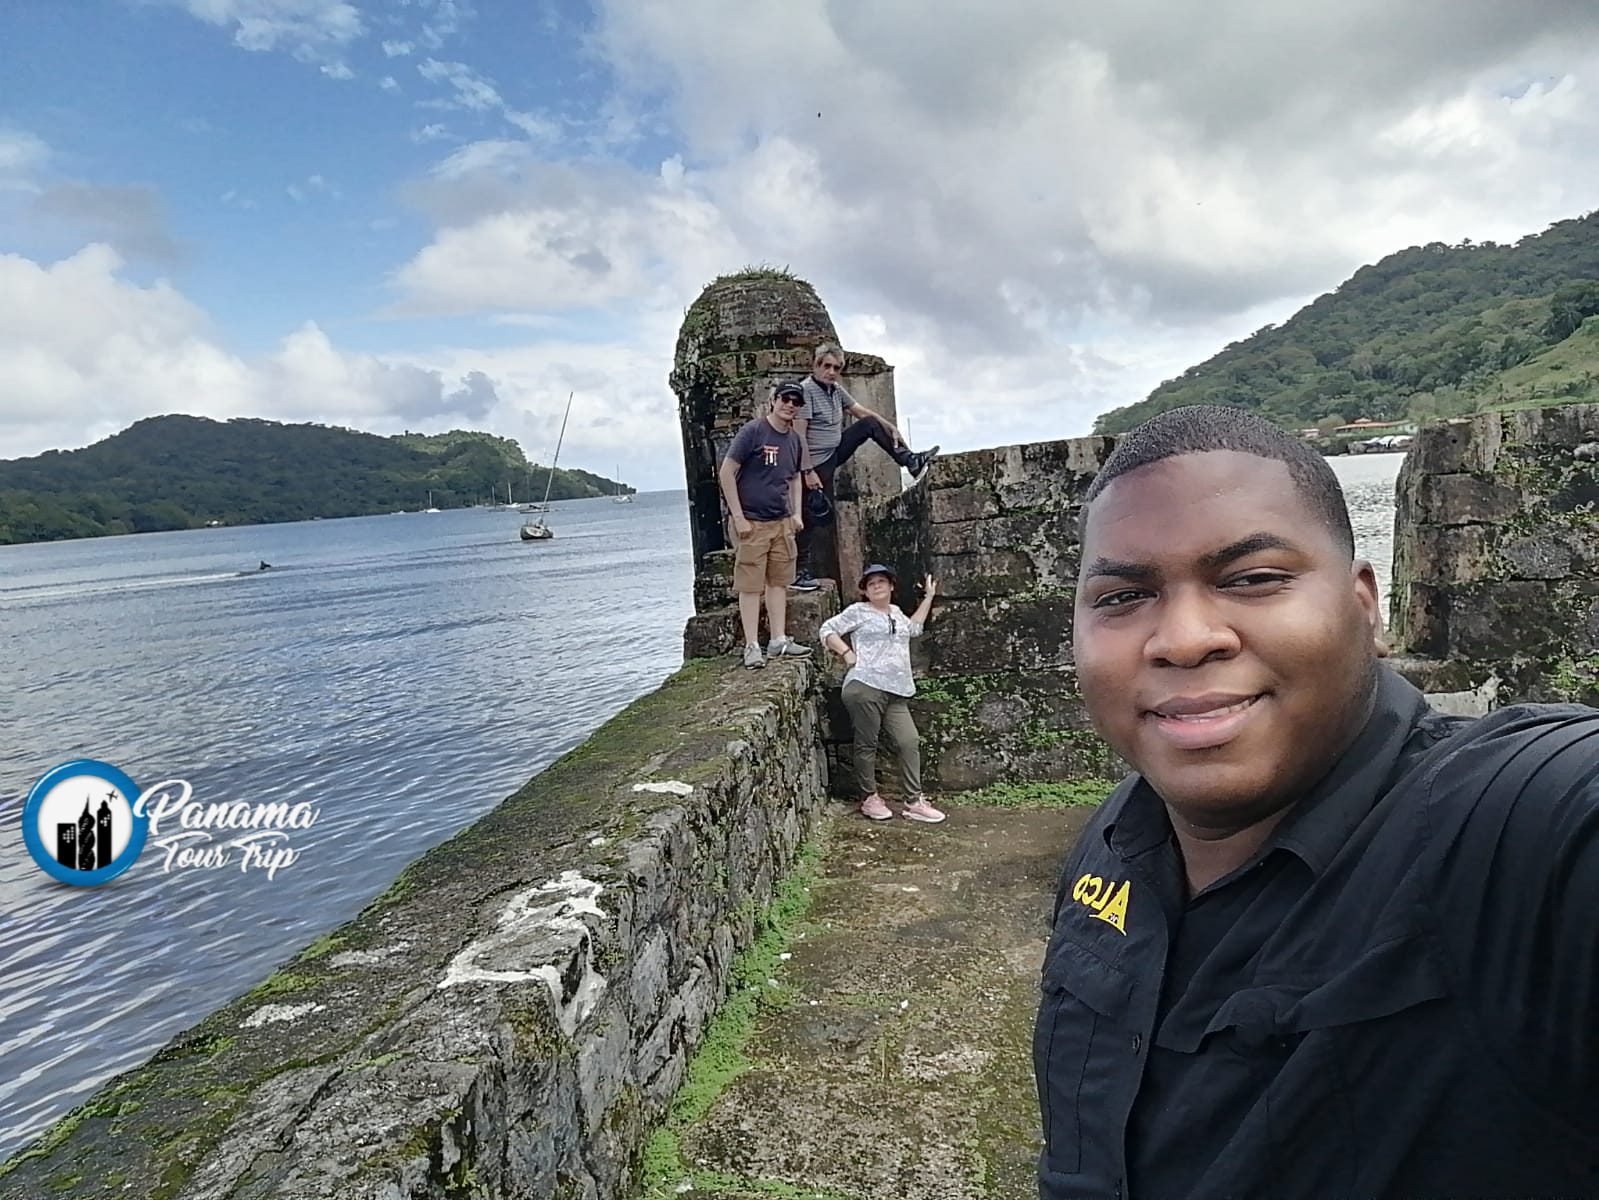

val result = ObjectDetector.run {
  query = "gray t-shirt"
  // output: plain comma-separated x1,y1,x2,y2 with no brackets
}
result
725,416,802,521
798,375,857,467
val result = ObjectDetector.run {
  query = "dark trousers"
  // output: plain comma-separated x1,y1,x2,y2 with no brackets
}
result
796,418,907,573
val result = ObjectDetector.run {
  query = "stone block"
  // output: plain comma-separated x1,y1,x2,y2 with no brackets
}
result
628,929,671,1026
931,549,1039,598
1417,473,1522,527
930,483,1000,524
1505,402,1599,449
1390,581,1449,658
922,595,1075,675
906,666,1124,792
1400,523,1497,584
992,438,1113,510
577,1011,631,1136
1447,581,1563,661
682,585,841,660
927,448,996,489
694,550,737,613
928,510,1082,589
1408,414,1502,476
1501,536,1573,580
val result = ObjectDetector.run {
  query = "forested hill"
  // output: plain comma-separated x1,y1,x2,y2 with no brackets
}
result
0,415,628,546
1095,210,1599,434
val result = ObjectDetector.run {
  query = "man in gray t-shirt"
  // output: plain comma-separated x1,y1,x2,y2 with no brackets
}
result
717,382,816,669
793,341,939,588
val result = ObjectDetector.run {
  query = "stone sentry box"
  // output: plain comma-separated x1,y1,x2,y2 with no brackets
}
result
669,270,1129,796
672,270,904,659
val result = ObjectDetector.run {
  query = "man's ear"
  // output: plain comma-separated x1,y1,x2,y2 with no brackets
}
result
1352,560,1390,657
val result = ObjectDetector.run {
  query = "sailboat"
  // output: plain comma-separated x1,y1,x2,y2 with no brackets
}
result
423,490,440,513
612,463,633,504
521,392,573,542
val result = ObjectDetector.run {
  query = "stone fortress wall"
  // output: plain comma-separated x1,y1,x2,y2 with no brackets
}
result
3,270,1593,1198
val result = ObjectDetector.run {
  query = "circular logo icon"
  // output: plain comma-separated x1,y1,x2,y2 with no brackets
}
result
22,760,148,886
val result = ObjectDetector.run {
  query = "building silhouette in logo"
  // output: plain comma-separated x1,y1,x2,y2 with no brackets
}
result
55,791,118,873
97,796,113,867
54,822,76,869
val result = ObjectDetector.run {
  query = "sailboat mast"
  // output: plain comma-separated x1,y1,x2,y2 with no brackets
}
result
540,391,574,510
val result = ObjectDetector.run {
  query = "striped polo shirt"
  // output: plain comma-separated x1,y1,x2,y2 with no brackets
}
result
798,375,858,467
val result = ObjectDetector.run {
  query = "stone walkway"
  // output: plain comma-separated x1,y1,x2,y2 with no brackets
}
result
643,801,1093,1200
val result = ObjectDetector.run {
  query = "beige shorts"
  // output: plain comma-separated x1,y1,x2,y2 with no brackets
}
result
733,519,796,593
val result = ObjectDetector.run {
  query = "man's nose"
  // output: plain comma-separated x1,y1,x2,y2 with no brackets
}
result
1144,586,1241,668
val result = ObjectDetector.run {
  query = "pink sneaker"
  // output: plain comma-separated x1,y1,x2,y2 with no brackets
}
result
860,794,892,821
900,796,946,824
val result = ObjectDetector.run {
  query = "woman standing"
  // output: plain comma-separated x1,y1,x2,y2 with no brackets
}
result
818,563,945,823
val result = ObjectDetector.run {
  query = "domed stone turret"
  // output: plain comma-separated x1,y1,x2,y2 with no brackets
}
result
671,268,901,657
672,270,838,375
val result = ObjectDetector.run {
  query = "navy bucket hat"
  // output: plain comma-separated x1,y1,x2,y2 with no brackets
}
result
858,562,897,591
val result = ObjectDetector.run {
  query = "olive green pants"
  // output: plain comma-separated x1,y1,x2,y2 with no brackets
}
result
841,681,922,798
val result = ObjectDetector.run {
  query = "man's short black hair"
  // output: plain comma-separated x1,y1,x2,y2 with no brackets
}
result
1081,405,1356,558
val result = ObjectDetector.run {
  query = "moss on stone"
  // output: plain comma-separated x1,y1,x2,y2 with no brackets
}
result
638,838,824,1199
955,779,1113,809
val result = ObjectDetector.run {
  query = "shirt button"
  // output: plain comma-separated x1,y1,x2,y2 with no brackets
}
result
1131,1033,1142,1053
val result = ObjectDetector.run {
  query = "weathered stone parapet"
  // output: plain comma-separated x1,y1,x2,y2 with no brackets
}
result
848,436,1124,795
0,660,827,1200
1391,402,1599,705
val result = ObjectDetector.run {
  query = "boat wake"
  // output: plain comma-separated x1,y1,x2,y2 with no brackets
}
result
0,570,263,608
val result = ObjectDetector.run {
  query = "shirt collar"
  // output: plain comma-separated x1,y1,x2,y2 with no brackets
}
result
1102,665,1432,873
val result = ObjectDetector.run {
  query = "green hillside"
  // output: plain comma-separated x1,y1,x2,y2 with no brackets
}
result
1095,211,1599,434
1489,315,1599,408
0,415,629,546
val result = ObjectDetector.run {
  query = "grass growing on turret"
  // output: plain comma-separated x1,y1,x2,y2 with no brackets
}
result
639,837,824,1199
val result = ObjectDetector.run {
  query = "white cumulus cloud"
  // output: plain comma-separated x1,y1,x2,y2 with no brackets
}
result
0,246,513,461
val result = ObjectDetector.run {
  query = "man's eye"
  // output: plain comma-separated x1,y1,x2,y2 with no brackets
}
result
1092,590,1146,609
1226,572,1290,589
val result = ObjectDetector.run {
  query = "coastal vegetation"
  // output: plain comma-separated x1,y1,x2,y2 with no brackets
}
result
0,415,627,545
1096,210,1599,434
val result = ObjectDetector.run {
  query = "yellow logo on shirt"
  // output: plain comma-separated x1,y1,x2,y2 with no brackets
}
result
1071,872,1130,935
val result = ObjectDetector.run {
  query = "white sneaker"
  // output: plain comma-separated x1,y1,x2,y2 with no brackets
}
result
766,637,813,658
742,643,766,669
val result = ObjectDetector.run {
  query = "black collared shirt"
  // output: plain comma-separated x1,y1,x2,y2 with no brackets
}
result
1034,667,1599,1199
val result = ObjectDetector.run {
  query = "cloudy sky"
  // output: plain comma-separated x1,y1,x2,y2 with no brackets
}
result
3,1,1598,490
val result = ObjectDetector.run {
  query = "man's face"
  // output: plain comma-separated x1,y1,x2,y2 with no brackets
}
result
814,355,844,384
1073,451,1382,828
770,393,803,428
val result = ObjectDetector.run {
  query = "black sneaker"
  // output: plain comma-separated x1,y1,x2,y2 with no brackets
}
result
902,445,940,481
790,571,822,592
